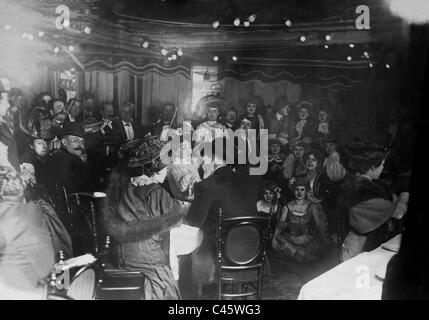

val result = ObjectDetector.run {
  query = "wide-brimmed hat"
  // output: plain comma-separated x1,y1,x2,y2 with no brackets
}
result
61,121,85,139
119,135,169,168
27,118,56,140
241,94,264,109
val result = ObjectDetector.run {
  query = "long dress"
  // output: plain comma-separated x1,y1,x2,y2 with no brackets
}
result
276,201,329,262
103,178,186,300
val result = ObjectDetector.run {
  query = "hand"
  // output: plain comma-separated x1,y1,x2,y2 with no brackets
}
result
393,202,407,219
271,238,280,250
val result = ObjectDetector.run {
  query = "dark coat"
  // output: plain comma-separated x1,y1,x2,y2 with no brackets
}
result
338,175,395,251
186,166,260,235
112,119,145,146
0,123,20,172
45,149,93,194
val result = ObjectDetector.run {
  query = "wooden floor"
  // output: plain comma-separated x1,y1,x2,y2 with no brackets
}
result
179,248,340,300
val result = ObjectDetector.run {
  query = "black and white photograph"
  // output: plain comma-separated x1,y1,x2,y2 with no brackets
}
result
0,0,428,303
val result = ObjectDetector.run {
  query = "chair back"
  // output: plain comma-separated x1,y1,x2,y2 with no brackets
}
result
68,192,106,255
96,236,146,300
217,208,271,300
66,265,97,300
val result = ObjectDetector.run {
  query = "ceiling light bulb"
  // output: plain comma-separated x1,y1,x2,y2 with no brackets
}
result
68,45,74,51
213,56,219,62
349,43,355,48
324,44,329,49
248,14,256,23
386,64,391,69
347,56,352,61
27,33,34,40
232,56,238,61
54,47,60,54
177,49,183,56
38,31,44,37
325,34,332,41
168,57,172,61
142,41,149,48
369,63,374,68
244,21,250,27
161,48,168,56
212,21,220,29
84,26,91,34
233,18,240,26
172,54,177,60
285,20,292,27
300,35,306,42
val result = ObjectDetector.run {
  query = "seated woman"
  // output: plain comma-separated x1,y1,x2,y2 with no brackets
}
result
282,140,307,180
101,136,189,300
339,147,407,261
257,181,282,226
271,176,331,263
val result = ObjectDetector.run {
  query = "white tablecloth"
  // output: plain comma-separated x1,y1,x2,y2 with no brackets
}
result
169,224,203,280
297,234,401,300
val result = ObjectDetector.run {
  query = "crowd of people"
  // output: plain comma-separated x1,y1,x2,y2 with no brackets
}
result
0,75,413,299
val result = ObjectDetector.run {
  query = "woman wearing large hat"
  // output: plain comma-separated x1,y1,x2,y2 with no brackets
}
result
20,119,55,188
101,136,189,299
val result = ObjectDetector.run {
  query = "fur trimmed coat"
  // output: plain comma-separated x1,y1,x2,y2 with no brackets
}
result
101,181,188,300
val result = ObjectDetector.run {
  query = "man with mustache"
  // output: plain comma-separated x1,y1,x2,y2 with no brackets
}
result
45,121,93,194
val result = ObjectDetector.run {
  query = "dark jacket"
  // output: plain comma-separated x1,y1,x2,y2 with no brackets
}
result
45,149,93,194
20,148,49,187
186,166,260,235
339,175,395,251
112,119,145,146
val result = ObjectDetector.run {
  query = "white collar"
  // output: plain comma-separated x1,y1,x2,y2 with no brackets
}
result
130,174,157,187
275,112,283,121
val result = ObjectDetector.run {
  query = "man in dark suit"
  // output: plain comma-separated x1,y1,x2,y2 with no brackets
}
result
0,77,20,172
45,122,93,194
112,102,145,146
185,138,262,296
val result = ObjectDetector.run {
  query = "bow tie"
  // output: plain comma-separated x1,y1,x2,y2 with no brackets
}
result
124,123,131,127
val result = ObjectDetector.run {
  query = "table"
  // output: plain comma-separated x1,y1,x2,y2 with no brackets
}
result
297,234,401,300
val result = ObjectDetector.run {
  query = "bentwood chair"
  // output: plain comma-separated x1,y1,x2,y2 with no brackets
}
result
217,208,271,300
96,236,147,300
68,192,107,255
48,251,97,300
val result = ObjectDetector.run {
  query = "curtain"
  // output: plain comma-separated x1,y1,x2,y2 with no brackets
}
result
79,69,192,125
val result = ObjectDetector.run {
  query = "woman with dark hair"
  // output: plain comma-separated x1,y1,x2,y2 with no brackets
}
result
238,94,265,135
271,176,330,262
257,181,283,225
339,147,407,260
101,136,188,299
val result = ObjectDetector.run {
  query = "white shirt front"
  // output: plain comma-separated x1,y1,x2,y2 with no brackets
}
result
122,120,135,141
